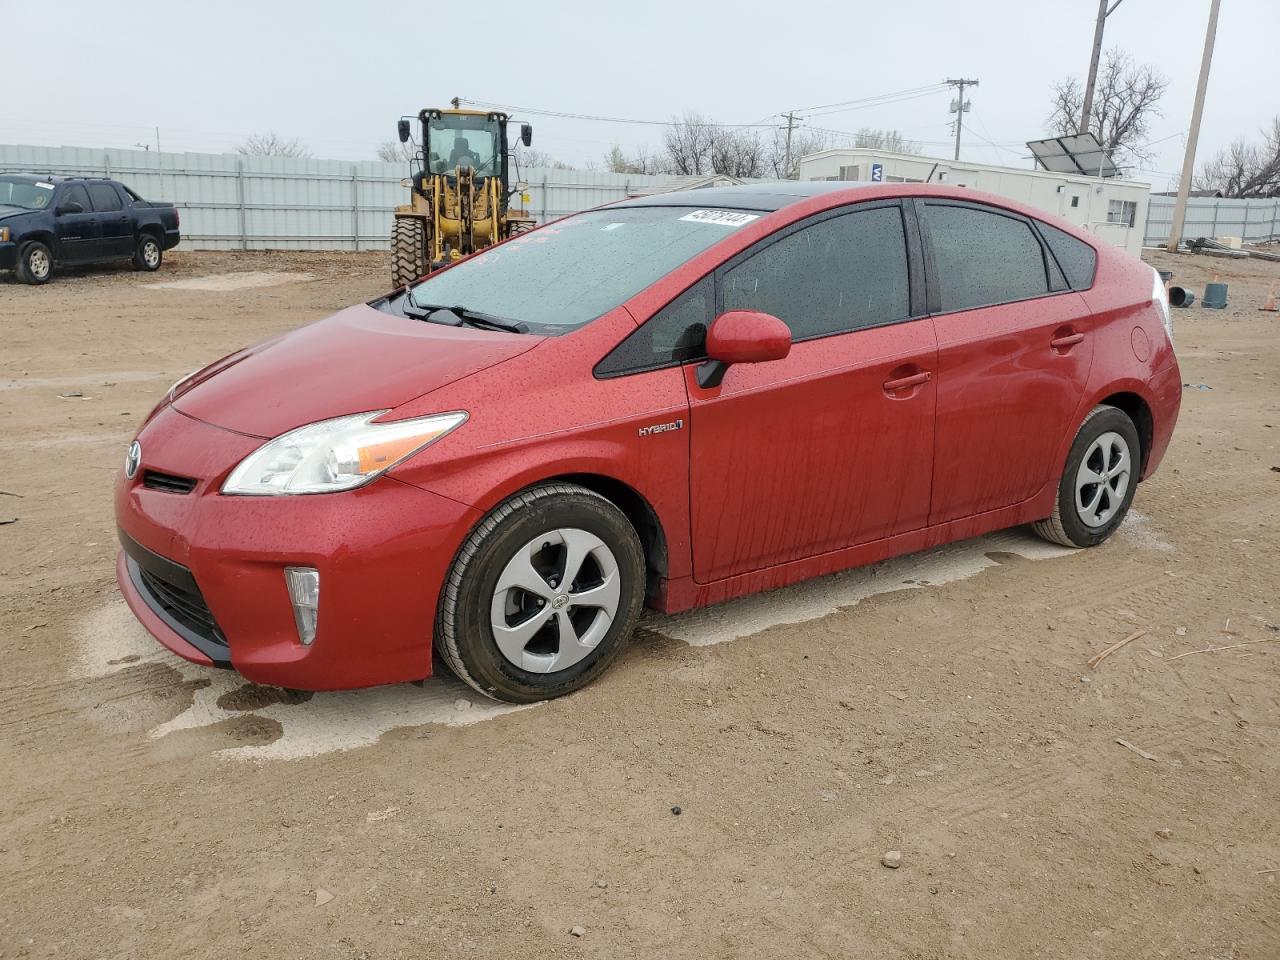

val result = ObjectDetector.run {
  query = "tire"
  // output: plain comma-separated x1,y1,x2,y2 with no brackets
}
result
15,241,53,285
1032,405,1141,548
390,217,427,288
133,234,162,271
436,483,646,703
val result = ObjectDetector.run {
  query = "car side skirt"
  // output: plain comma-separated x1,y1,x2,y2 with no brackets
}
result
654,488,1056,614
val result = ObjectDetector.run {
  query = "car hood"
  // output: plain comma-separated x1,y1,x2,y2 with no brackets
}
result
172,303,543,438
0,205,36,221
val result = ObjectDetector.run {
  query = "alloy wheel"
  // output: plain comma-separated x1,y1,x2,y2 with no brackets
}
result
1075,430,1131,528
29,248,50,279
489,528,621,673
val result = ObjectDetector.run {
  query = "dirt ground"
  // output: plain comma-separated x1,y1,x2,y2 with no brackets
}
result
2,245,1278,959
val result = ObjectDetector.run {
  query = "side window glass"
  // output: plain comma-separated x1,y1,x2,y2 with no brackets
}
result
924,204,1050,312
721,206,911,339
1036,221,1097,290
59,184,91,211
87,183,123,212
595,276,712,377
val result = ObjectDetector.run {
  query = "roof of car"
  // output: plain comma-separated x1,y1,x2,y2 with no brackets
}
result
611,180,881,212
0,173,114,184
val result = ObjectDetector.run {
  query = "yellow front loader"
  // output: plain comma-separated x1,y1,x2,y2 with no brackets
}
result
390,104,536,287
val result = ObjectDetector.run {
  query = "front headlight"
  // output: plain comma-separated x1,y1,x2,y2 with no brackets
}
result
0,227,9,243
222,410,466,495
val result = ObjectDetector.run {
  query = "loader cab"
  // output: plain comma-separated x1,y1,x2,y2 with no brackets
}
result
407,109,508,185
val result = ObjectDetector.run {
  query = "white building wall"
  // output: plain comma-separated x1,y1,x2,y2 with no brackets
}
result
798,148,1152,257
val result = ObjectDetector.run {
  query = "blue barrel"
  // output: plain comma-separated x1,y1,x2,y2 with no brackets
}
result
1203,282,1228,309
1170,286,1196,308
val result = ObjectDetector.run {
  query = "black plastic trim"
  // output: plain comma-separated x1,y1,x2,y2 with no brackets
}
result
119,530,231,667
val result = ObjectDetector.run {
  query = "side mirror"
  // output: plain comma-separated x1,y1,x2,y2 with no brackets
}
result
397,119,411,144
56,201,84,216
521,123,533,148
697,310,791,388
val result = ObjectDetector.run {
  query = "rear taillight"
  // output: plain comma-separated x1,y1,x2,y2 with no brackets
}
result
1150,266,1173,346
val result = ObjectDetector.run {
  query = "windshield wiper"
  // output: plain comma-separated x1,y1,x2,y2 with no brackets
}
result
405,296,529,334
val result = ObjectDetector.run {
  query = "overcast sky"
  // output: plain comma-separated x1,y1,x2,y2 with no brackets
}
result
3,0,1275,189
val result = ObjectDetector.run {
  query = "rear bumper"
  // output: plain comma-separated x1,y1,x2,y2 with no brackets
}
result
1143,351,1182,478
163,228,180,250
114,405,483,690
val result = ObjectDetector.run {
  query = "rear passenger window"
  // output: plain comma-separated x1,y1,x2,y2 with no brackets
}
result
595,276,713,377
721,205,911,340
87,183,122,212
924,204,1049,312
1037,221,1097,290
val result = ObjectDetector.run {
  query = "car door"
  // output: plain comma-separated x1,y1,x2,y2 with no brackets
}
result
52,184,102,263
87,182,131,257
918,199,1094,525
684,201,937,584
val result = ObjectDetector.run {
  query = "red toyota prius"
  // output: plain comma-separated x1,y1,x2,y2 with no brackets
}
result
115,182,1181,703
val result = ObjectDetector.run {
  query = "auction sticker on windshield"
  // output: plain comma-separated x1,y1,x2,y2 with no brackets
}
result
678,209,760,227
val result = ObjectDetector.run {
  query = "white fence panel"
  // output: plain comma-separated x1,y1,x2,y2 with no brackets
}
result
1144,195,1280,247
0,143,713,251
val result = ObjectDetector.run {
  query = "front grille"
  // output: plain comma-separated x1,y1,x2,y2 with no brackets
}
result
142,470,197,494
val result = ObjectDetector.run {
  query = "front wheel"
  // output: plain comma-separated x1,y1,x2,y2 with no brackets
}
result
390,216,427,288
133,234,162,271
436,483,646,703
16,241,53,284
1032,405,1141,548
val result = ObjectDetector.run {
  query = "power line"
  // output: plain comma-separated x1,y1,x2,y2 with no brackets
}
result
455,99,781,129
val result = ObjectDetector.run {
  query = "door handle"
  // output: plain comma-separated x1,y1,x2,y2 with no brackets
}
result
882,370,932,392
1050,332,1085,349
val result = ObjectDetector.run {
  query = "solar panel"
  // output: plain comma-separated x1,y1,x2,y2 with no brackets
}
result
1026,133,1120,178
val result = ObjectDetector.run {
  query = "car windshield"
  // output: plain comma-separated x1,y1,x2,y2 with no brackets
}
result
0,177,55,210
408,206,764,334
427,116,500,177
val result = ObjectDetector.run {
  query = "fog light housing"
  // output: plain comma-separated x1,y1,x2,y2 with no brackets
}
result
284,566,320,646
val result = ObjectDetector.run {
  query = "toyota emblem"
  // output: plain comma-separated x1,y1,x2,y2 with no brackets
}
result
125,441,141,479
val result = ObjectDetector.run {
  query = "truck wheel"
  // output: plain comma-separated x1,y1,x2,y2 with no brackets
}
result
16,241,53,285
391,217,427,288
133,235,162,271
435,483,646,703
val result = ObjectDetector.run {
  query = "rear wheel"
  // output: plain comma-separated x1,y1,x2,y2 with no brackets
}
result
1032,405,1140,548
16,241,53,284
133,234,162,271
436,483,646,703
390,216,427,288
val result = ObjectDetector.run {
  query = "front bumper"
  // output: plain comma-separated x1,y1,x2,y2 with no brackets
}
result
0,240,17,271
114,404,483,690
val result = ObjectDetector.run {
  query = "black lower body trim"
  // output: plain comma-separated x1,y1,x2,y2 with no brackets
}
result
119,529,231,668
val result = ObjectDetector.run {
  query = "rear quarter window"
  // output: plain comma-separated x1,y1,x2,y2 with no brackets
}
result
1036,222,1097,290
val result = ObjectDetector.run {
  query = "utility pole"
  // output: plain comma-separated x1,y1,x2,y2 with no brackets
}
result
946,79,977,161
782,112,797,179
1081,0,1124,135
155,127,161,153
1167,0,1221,254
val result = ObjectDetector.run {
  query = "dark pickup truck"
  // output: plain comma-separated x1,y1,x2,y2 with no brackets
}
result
0,174,180,284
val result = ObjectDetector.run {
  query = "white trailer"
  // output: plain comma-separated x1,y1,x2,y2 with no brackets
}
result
798,148,1152,257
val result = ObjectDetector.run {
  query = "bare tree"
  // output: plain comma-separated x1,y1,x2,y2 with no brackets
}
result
852,128,922,154
604,144,670,175
662,112,720,175
1195,116,1280,198
1046,48,1169,166
236,132,312,159
709,128,769,178
376,139,415,163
